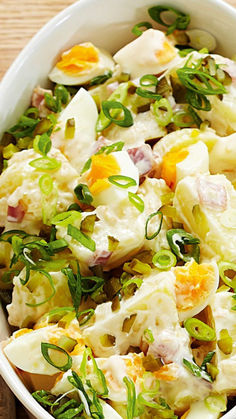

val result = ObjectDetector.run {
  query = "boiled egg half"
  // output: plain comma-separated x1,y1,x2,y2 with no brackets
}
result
83,150,139,207
173,259,219,321
49,42,115,85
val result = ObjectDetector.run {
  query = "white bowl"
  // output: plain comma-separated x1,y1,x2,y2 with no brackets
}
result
1,0,236,417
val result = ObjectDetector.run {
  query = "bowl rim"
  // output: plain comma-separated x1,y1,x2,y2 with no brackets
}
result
1,0,236,418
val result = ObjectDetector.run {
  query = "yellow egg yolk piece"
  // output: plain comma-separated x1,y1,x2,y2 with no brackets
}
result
173,260,216,313
153,364,177,381
161,149,189,189
155,41,176,65
86,154,120,195
56,44,99,75
125,354,145,383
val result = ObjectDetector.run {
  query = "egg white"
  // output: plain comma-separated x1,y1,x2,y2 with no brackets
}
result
113,29,179,79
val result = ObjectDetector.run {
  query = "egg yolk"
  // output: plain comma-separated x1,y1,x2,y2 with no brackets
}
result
161,148,189,189
155,41,176,64
173,260,216,313
86,154,120,195
56,43,99,75
125,354,145,383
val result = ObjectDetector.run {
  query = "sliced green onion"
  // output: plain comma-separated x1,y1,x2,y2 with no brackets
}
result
90,71,113,87
123,377,136,419
152,249,177,270
74,183,93,205
128,192,144,212
48,239,68,253
148,5,190,35
108,175,137,189
123,258,151,275
81,275,104,294
29,157,61,172
65,118,75,139
24,107,39,119
51,210,81,227
67,224,96,252
26,270,56,307
122,277,143,290
136,87,162,101
80,347,108,396
96,141,125,155
204,395,227,413
47,306,75,323
67,203,82,212
101,100,133,127
177,67,227,95
145,211,163,240
143,328,154,344
80,157,92,174
55,84,70,105
57,335,77,352
173,107,201,128
140,74,158,87
218,261,236,289
217,329,233,355
178,48,195,57
132,21,153,37
77,308,95,326
166,228,200,263
186,90,211,111
41,342,72,372
96,82,130,132
153,98,173,127
183,358,213,382
39,174,53,196
62,265,82,319
184,318,216,341
34,133,52,156
201,351,215,369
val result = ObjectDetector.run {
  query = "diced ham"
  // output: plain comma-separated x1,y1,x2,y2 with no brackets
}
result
90,250,112,267
197,178,227,211
7,203,25,223
31,86,53,117
128,144,154,176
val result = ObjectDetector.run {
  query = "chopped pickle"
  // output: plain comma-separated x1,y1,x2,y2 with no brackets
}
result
142,354,163,372
122,314,137,333
100,334,116,347
217,329,233,355
123,258,151,275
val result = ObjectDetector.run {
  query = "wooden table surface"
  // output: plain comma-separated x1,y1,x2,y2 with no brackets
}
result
0,0,236,417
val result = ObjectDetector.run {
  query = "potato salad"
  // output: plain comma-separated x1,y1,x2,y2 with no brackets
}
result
1,5,236,419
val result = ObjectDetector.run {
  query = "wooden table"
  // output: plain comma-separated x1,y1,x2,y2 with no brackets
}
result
0,0,236,417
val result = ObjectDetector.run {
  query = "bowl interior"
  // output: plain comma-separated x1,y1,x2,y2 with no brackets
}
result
1,0,236,418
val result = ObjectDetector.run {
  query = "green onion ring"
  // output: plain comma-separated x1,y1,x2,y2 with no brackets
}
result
41,342,72,372
74,183,93,205
153,98,173,127
136,87,162,101
140,74,158,87
39,174,53,196
128,192,144,212
152,249,177,270
184,318,216,341
29,157,61,172
102,100,133,127
108,175,137,189
132,21,153,37
218,261,236,289
145,211,163,240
